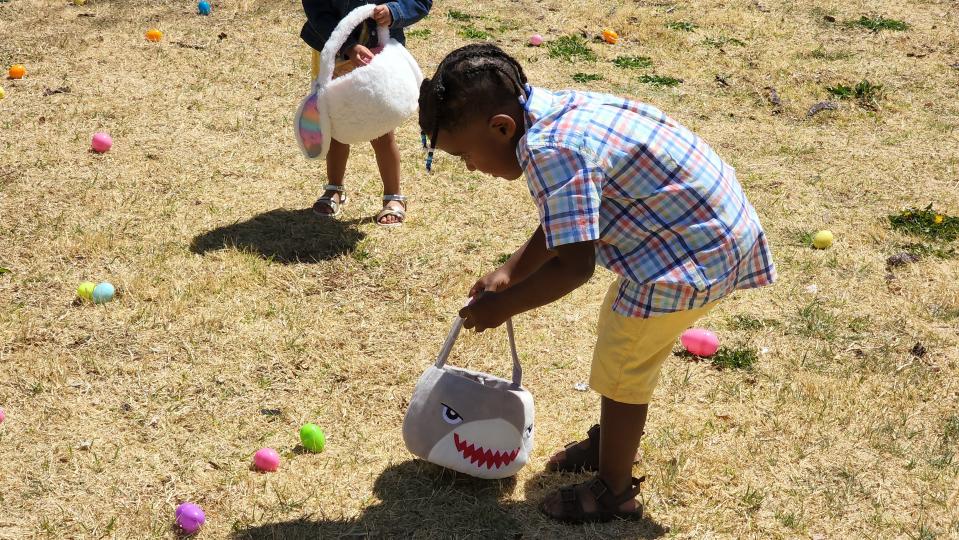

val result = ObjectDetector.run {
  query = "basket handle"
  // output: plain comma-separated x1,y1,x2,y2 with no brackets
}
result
434,316,523,387
316,4,391,89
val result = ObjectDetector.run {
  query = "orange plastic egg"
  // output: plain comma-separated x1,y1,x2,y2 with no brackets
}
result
145,29,163,42
602,29,619,45
8,64,26,79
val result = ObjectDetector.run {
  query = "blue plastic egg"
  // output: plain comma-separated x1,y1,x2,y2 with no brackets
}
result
197,1,211,15
92,282,115,304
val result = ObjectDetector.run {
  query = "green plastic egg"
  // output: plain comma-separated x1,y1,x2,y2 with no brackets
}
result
300,423,326,453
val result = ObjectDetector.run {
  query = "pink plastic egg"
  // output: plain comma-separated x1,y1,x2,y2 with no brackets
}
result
91,132,113,153
681,328,720,357
253,447,280,472
0,407,5,424
529,34,544,46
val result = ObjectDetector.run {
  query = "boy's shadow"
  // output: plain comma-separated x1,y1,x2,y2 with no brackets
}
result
190,208,366,264
232,460,668,539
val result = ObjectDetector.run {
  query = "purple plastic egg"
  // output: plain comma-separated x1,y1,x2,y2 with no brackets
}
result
175,502,205,535
681,328,720,357
253,447,280,472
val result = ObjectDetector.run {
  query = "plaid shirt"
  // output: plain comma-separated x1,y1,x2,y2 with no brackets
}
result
518,86,776,317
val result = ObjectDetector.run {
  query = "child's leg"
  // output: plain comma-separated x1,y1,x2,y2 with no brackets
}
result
314,139,350,215
370,131,405,225
540,280,717,522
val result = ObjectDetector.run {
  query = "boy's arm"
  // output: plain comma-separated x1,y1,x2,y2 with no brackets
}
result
469,226,555,298
460,240,595,332
384,0,432,28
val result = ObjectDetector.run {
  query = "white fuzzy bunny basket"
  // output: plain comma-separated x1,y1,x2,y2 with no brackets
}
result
294,4,424,161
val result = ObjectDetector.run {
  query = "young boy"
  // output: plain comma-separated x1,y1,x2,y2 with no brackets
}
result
301,0,432,225
418,44,776,523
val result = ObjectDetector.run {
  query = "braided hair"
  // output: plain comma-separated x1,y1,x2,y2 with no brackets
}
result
418,44,528,171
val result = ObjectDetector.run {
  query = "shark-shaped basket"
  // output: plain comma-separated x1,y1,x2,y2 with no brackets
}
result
403,317,535,479
294,3,423,161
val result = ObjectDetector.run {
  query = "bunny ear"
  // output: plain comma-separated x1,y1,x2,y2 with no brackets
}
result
294,90,327,159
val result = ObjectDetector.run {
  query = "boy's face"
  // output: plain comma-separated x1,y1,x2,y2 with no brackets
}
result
435,114,524,180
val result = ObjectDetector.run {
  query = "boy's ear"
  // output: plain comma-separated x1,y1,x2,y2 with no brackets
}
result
488,114,517,140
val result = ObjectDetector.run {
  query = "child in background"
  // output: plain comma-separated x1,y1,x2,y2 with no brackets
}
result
418,44,776,523
300,0,432,226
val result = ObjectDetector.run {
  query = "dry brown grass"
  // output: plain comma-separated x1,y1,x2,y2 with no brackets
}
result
1,0,958,538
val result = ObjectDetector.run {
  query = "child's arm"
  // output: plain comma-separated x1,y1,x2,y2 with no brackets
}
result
383,0,432,28
460,240,595,332
469,226,555,298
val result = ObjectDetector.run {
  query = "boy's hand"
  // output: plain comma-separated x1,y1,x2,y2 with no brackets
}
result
469,268,511,298
459,293,510,333
372,5,393,27
347,44,375,67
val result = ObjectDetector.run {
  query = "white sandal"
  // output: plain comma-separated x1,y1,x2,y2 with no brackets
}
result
312,184,347,218
376,194,407,227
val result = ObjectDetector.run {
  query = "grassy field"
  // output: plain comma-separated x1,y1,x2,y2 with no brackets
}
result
1,0,958,538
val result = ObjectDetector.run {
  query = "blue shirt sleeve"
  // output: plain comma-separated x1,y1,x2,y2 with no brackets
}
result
385,0,432,28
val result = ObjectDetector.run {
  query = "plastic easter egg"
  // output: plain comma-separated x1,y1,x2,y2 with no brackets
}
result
0,87,6,100
680,328,720,357
812,230,833,249
92,282,115,304
145,29,163,42
198,1,211,15
602,29,619,44
74,0,87,5
8,65,26,79
529,34,543,46
91,132,112,153
175,502,205,535
77,281,96,301
299,423,326,452
253,448,280,472
0,407,5,424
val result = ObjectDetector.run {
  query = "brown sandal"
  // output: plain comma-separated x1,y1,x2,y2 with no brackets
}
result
546,424,644,473
540,475,646,524
546,424,601,472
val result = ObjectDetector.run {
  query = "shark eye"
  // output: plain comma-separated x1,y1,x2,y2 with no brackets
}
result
441,404,463,425
525,424,534,438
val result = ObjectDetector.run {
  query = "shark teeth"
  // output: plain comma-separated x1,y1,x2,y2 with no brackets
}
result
453,433,520,470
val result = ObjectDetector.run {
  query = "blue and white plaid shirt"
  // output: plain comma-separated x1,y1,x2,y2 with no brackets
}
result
517,86,776,317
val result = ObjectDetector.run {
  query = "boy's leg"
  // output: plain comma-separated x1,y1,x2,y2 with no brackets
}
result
541,280,717,521
598,397,648,495
370,131,404,225
314,139,350,215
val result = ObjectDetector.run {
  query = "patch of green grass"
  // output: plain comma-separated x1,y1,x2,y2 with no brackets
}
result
666,21,697,32
776,510,800,529
889,205,959,242
711,346,759,370
572,72,603,83
809,46,854,60
901,242,956,260
741,485,765,511
406,29,432,39
638,74,683,87
703,36,746,48
728,314,780,331
0,266,9,274
495,253,511,265
852,16,908,31
795,230,816,246
943,415,959,445
826,84,854,99
447,9,473,22
548,35,596,62
827,80,884,109
459,26,493,40
793,300,838,340
613,55,653,69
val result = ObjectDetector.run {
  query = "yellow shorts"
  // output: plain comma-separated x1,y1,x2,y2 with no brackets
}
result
589,280,718,405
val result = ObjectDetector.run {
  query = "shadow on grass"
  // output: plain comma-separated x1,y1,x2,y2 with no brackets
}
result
232,460,669,539
190,208,366,264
